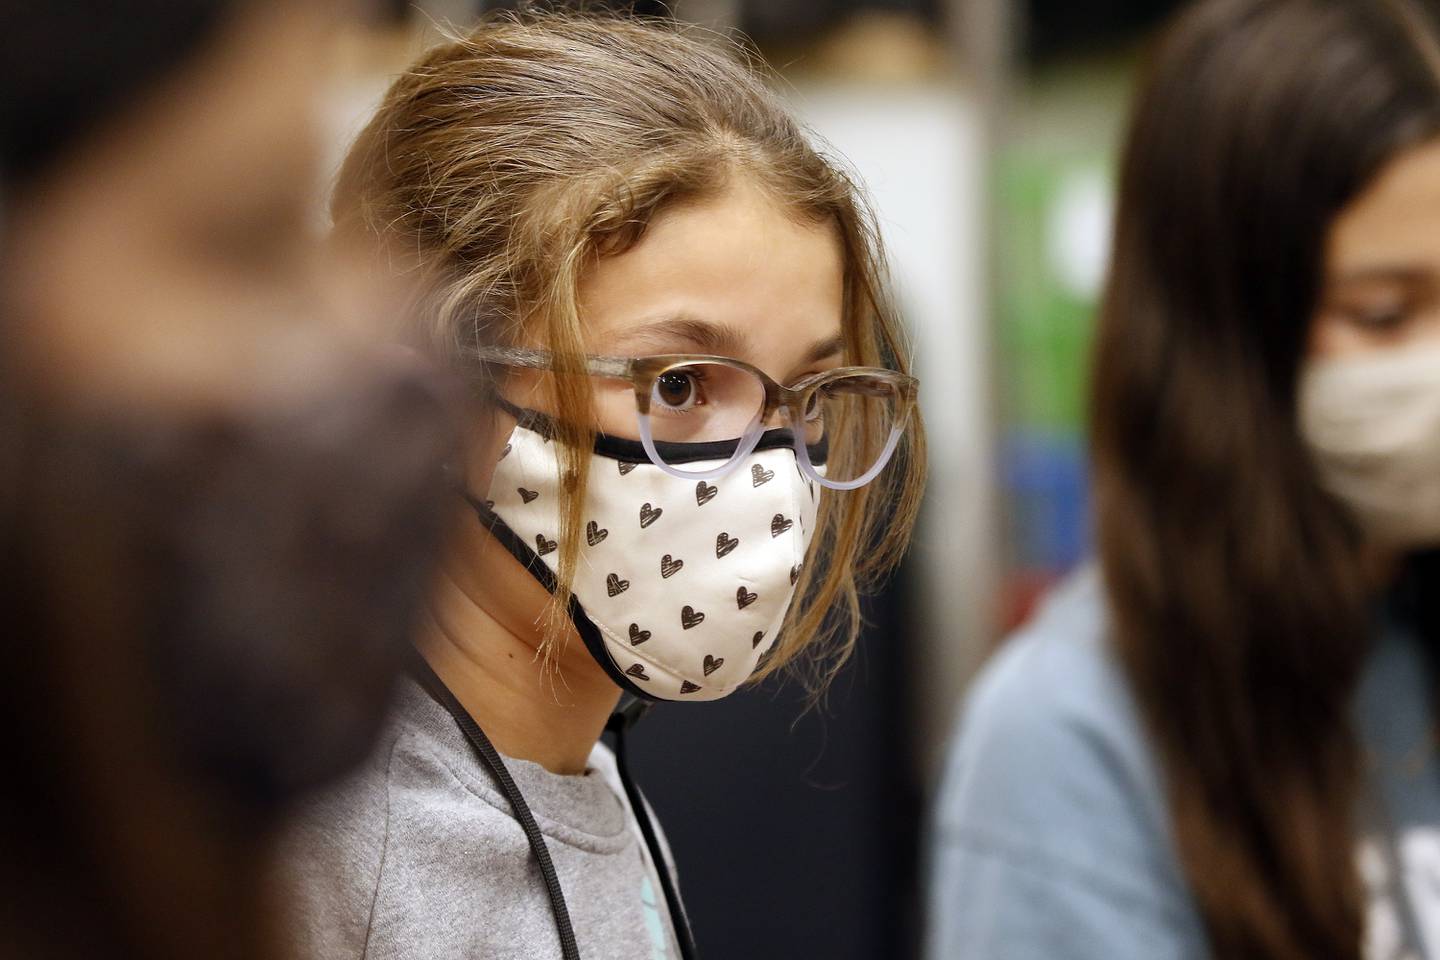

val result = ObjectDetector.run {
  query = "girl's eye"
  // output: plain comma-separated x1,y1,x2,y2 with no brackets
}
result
1345,304,1409,330
654,370,702,411
802,391,824,421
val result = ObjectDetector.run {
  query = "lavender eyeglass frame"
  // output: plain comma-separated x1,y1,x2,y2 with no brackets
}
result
470,345,916,490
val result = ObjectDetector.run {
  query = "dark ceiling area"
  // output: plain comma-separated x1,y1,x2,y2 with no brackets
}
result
1026,0,1187,62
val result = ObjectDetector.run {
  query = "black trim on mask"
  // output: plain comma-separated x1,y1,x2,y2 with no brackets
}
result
494,395,829,466
463,494,659,701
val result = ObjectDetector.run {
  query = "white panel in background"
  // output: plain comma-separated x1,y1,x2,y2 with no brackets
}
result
787,84,996,779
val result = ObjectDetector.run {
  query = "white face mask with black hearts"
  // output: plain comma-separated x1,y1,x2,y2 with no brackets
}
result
474,411,822,701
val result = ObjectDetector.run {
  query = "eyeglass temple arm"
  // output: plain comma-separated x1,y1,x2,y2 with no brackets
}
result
468,345,633,379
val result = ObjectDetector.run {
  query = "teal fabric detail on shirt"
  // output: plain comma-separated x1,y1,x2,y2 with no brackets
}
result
640,876,670,959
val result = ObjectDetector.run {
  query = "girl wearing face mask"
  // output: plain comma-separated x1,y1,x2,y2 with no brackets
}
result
928,1,1440,959
279,12,925,960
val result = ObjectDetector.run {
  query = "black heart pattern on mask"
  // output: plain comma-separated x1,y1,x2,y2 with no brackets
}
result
681,605,705,629
660,554,684,579
695,481,718,506
586,520,608,546
679,680,701,695
535,534,557,556
607,573,630,597
752,464,775,487
736,586,757,610
715,532,738,559
518,487,539,504
626,663,650,681
703,654,724,677
790,563,803,585
640,502,662,528
752,630,765,648
629,623,651,645
771,513,793,537
618,460,638,476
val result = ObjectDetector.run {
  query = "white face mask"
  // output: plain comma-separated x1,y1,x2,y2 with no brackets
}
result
475,409,822,701
1298,343,1440,549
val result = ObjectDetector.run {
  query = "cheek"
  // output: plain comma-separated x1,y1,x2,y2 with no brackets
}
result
592,382,640,438
464,405,518,496
1308,312,1381,360
497,365,639,438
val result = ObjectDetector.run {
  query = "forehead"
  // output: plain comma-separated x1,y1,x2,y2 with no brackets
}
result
1329,136,1440,269
575,181,846,370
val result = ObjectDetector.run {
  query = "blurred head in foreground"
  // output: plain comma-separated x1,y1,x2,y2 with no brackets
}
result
0,2,453,957
1091,0,1440,957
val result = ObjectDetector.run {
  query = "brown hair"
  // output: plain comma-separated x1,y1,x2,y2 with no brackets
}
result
333,10,926,687
1092,0,1440,956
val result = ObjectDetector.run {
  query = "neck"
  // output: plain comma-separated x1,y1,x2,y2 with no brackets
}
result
418,530,621,776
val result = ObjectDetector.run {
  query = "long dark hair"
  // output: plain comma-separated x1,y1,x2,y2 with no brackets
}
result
1091,0,1440,957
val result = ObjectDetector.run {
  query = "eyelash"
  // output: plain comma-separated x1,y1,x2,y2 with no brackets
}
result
1346,306,1409,329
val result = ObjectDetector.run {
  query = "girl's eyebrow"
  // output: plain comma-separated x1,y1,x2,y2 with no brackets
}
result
799,334,846,366
605,315,846,369
606,314,752,357
1327,265,1433,287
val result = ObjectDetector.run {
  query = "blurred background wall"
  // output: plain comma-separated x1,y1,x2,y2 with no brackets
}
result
323,1,1189,956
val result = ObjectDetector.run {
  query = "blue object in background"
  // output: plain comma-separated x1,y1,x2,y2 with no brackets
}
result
1001,429,1090,574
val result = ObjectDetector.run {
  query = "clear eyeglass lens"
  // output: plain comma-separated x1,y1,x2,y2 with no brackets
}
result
803,374,903,484
628,361,905,483
644,361,765,456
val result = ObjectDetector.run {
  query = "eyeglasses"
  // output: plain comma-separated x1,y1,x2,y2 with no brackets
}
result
472,346,917,490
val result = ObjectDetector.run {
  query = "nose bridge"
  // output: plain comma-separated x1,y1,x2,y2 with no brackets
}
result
762,385,804,429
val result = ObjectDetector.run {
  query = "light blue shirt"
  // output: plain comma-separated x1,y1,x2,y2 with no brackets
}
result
927,567,1440,960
